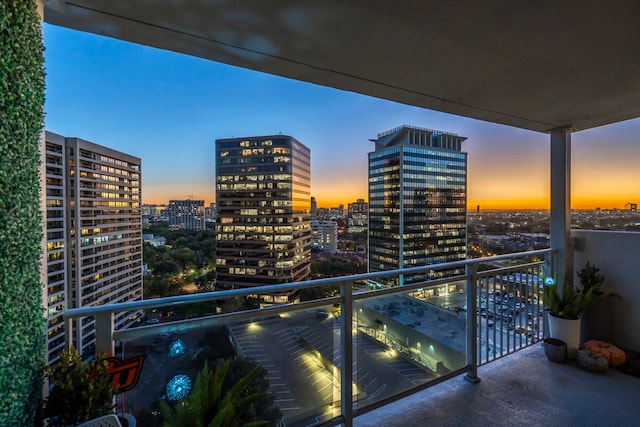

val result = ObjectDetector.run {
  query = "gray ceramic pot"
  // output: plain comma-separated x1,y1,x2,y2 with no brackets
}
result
544,337,568,363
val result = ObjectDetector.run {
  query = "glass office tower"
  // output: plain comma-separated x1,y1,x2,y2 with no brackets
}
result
368,125,467,286
215,135,311,304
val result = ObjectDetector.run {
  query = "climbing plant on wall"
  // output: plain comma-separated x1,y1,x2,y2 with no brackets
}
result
0,0,46,425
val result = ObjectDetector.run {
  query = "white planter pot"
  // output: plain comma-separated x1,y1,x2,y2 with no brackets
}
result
548,313,581,359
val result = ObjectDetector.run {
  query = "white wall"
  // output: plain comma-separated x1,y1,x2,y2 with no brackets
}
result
572,230,640,351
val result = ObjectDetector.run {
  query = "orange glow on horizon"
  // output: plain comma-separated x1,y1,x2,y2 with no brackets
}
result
141,164,637,211
468,198,549,211
142,192,634,211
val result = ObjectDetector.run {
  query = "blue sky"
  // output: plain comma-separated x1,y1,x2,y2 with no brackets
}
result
43,24,640,209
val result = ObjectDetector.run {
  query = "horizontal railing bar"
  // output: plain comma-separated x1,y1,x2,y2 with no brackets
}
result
114,274,470,341
114,273,471,341
64,249,551,319
114,295,342,341
79,249,553,427
352,274,468,301
476,260,546,278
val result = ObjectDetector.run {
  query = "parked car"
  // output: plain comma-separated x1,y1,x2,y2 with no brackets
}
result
316,310,329,319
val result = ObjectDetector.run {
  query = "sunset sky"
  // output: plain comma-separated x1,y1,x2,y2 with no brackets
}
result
44,25,640,210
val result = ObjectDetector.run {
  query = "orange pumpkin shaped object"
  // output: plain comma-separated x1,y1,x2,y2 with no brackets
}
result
583,340,626,367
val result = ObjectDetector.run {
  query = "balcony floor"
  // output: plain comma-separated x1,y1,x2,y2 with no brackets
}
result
354,344,640,426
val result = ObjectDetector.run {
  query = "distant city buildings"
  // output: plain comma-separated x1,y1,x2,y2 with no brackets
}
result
167,199,205,230
142,203,167,226
205,202,217,223
311,196,318,220
625,203,637,213
143,233,167,247
311,220,338,253
313,204,346,221
215,135,311,304
143,201,212,227
348,198,368,226
330,204,345,219
45,131,143,362
142,203,158,217
316,207,330,220
368,125,467,286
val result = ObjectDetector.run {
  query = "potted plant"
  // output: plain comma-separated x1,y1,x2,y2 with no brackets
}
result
43,346,116,427
544,262,605,358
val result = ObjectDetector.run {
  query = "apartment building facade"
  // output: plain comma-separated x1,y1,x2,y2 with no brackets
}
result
311,220,338,253
45,131,143,362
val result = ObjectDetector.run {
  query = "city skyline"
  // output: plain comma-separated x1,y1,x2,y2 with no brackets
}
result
44,25,640,210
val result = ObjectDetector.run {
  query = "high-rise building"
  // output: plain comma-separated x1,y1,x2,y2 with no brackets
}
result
141,204,157,217
348,198,368,226
205,202,217,223
329,204,345,219
317,207,330,220
348,199,368,216
168,199,205,230
45,131,143,362
368,125,467,286
310,196,318,220
44,133,68,364
215,135,311,304
311,220,338,253
142,203,166,227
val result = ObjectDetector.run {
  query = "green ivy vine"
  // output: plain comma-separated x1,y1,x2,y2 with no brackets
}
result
0,0,46,425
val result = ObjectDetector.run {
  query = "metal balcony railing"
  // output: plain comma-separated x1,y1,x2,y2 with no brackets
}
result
63,249,552,427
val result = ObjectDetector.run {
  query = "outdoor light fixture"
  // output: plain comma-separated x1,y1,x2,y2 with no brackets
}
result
166,374,191,400
169,339,185,357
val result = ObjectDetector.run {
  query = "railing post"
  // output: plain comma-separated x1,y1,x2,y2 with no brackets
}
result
64,317,73,351
542,251,555,339
340,280,353,427
465,263,481,383
94,312,115,357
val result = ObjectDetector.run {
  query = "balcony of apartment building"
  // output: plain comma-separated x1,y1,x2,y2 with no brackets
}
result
57,236,640,426
354,230,640,426
3,2,640,426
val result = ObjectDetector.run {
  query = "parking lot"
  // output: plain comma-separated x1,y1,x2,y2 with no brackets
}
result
229,308,438,426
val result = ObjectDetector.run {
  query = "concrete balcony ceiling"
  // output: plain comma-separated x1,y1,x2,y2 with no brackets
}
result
43,1,640,134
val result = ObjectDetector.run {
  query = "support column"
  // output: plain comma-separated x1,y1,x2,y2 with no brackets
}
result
94,312,116,357
340,281,354,427
465,263,480,383
550,128,573,287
